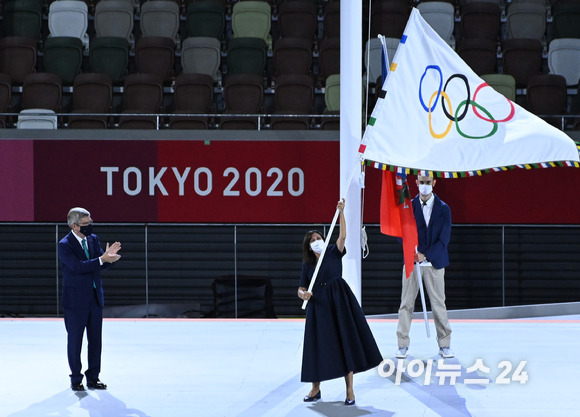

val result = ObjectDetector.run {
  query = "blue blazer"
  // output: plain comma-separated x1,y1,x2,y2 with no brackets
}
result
413,194,452,269
58,231,113,310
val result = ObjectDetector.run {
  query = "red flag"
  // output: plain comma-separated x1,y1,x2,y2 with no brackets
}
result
380,170,418,278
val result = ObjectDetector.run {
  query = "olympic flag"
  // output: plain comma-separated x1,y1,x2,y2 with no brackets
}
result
360,8,580,175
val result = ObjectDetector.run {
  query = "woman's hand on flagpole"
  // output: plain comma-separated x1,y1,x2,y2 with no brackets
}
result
298,287,313,301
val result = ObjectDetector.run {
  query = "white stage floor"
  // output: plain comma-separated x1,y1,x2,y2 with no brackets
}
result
1,316,579,417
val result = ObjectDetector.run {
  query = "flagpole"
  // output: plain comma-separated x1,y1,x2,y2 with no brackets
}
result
414,261,431,338
302,155,363,310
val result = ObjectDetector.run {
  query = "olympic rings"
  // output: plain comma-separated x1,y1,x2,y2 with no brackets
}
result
429,90,453,139
418,66,516,140
455,100,498,139
442,74,470,122
419,65,443,113
472,83,515,123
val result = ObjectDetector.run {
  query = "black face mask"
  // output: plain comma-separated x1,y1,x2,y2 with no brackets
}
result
79,224,94,237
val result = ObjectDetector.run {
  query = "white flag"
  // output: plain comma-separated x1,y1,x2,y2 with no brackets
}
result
361,8,580,176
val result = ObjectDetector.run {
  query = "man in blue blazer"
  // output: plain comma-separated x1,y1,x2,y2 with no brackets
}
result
58,207,121,391
396,175,453,359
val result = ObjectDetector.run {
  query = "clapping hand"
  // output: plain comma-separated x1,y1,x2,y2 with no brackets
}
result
101,241,122,263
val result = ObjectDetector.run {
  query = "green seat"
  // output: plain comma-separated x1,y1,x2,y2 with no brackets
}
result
43,36,84,84
552,2,580,39
227,37,267,76
321,73,340,130
324,73,340,112
481,74,516,101
186,1,225,39
231,1,272,49
3,0,43,39
89,36,130,83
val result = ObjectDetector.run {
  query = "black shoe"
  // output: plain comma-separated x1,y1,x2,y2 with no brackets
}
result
303,390,321,402
71,383,85,392
87,379,107,390
344,398,355,406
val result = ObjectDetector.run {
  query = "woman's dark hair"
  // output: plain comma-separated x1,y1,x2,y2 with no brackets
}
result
302,229,324,264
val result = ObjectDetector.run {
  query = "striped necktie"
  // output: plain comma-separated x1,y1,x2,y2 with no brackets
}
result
82,239,90,259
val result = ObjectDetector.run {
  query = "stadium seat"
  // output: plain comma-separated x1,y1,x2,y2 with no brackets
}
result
526,74,568,129
68,72,113,129
226,37,268,77
180,37,222,83
277,1,318,40
273,37,313,77
221,73,264,130
186,1,225,39
456,38,498,76
480,73,517,101
552,1,580,39
140,0,181,46
2,0,43,39
370,0,410,39
0,73,12,128
506,2,547,41
119,73,165,129
417,1,456,48
548,38,580,86
0,36,37,84
317,37,340,85
17,109,58,129
94,0,135,45
135,36,176,82
48,0,90,51
270,74,314,130
323,1,340,39
460,1,502,41
231,1,272,49
21,72,62,112
169,73,215,130
42,36,84,84
501,38,544,87
89,36,130,83
321,73,340,130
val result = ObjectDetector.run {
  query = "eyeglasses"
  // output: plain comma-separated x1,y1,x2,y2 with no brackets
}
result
77,221,93,227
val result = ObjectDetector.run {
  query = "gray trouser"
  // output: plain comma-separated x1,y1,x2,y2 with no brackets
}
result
396,265,452,349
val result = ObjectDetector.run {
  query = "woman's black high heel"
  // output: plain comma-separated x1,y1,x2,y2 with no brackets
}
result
303,390,321,402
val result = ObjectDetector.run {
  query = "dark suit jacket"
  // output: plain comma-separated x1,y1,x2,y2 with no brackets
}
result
412,194,451,269
58,231,113,310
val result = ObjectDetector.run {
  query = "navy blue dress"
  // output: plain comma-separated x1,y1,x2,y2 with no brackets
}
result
300,245,383,382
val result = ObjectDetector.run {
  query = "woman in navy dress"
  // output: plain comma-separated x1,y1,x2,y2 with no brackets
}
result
298,199,383,405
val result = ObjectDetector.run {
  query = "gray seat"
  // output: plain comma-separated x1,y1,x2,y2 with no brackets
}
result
364,38,383,87
48,0,89,51
180,37,222,83
94,0,135,46
548,38,580,87
506,2,547,41
417,1,456,48
140,0,181,46
364,37,399,87
17,109,58,129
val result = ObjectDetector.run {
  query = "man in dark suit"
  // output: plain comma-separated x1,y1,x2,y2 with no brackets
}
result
395,175,453,359
58,207,121,391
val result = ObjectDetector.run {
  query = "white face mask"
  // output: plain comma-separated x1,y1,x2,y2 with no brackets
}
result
418,184,433,196
310,239,325,254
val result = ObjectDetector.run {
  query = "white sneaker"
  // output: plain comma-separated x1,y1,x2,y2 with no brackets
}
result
395,347,408,358
439,347,454,358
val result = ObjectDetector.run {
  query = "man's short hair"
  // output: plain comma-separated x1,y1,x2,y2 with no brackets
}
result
67,207,90,227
